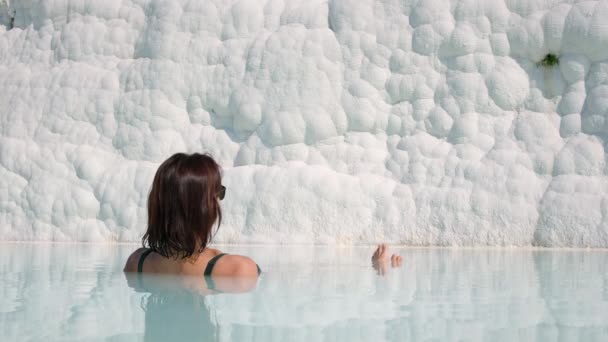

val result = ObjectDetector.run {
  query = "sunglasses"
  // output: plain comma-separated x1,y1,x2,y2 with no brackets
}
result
218,185,226,200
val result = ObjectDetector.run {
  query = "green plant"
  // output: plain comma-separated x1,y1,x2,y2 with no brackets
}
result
539,54,559,67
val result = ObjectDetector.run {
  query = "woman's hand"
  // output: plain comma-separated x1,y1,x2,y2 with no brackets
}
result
371,244,403,276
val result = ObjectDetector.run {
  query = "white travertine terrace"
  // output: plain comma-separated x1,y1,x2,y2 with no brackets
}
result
0,0,607,246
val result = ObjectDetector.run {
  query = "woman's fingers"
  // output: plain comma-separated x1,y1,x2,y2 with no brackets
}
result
373,244,388,261
390,254,403,268
373,245,403,276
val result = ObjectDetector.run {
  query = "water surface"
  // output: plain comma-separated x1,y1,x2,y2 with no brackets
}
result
1,244,607,341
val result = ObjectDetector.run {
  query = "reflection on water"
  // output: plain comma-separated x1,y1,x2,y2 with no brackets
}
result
138,278,217,342
1,244,608,341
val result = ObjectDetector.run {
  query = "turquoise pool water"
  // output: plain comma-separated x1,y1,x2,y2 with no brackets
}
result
1,244,607,341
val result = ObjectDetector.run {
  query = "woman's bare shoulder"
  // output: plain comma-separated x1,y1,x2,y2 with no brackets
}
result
211,254,259,277
123,247,149,272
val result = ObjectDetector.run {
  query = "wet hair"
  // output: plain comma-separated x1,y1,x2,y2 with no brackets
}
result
143,153,222,259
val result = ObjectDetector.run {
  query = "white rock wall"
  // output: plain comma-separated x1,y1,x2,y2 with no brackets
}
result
0,0,607,245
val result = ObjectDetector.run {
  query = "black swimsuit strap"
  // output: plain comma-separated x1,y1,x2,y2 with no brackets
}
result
137,248,154,273
204,253,228,276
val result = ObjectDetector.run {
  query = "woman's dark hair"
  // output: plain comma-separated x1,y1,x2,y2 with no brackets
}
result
143,153,222,259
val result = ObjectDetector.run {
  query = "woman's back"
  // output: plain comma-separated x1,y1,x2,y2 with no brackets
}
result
124,247,260,278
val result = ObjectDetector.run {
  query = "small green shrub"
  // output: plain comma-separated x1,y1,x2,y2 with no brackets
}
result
539,54,559,67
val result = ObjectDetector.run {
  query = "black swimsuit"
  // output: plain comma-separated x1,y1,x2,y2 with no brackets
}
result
137,249,261,290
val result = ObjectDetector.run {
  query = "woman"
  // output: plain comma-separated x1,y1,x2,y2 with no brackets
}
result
123,153,259,278
124,152,402,280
